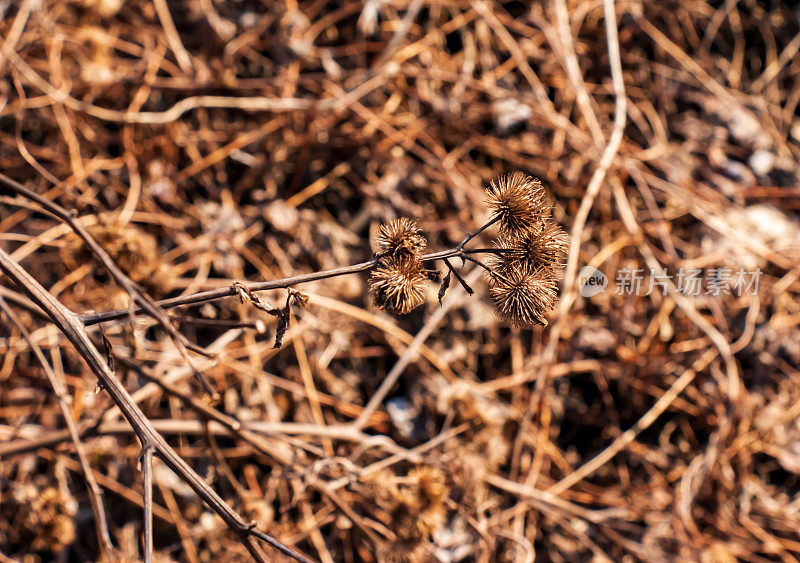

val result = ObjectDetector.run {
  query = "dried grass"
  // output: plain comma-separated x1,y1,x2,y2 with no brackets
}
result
2,0,800,561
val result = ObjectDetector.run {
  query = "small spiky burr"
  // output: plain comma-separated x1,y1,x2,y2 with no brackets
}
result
484,172,549,234
376,218,427,257
488,265,558,327
493,219,569,275
369,254,429,315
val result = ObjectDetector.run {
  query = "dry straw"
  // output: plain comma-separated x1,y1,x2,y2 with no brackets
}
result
3,0,796,559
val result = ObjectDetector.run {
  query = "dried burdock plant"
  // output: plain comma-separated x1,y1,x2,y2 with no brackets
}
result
366,173,565,325
369,254,429,315
488,266,560,328
481,173,567,326
70,172,567,329
484,171,549,234
493,220,570,275
0,170,564,562
375,218,427,257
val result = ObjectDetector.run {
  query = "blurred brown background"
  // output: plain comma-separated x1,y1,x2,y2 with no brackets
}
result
2,0,800,561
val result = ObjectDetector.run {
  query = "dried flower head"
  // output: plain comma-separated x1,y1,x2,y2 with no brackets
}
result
493,219,569,274
364,466,448,557
485,172,548,234
489,265,558,327
5,484,77,553
369,255,428,314
64,221,174,296
402,467,449,537
376,218,427,256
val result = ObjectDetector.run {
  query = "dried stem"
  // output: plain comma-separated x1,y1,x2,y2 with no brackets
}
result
74,224,507,326
140,446,155,563
443,258,475,295
457,214,501,249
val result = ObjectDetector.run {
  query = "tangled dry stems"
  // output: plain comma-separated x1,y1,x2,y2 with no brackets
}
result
2,0,800,562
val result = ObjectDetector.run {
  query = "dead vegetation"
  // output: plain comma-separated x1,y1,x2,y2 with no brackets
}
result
2,0,800,561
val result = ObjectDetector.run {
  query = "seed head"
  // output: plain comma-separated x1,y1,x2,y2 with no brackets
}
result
489,265,558,327
493,219,569,275
376,218,427,257
369,255,428,315
485,172,548,234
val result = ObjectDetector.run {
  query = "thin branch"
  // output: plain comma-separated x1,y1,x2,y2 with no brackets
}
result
457,214,501,249
443,258,474,296
140,446,155,563
66,225,500,326
115,354,302,468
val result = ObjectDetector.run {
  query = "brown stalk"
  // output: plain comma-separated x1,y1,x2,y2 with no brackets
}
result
73,227,506,326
